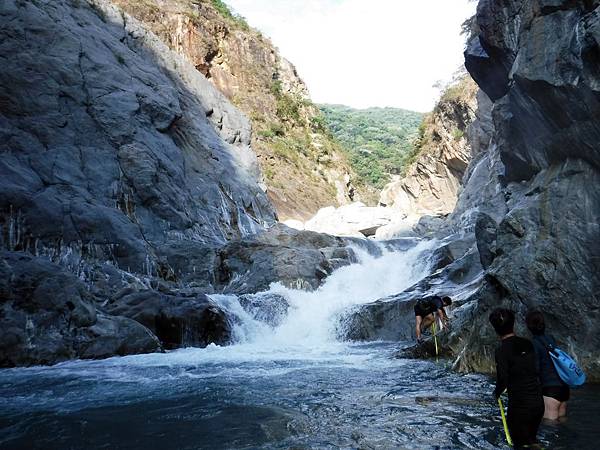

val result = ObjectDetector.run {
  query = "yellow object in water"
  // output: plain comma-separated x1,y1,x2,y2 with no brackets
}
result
498,397,513,447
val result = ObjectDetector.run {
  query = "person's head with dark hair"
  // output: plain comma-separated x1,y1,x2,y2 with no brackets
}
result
489,308,515,337
525,310,545,336
442,296,452,307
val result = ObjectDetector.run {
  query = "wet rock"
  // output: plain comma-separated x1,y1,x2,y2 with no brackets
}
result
341,241,483,343
0,251,160,367
394,338,453,360
214,224,360,294
239,293,289,327
474,213,497,269
106,290,232,349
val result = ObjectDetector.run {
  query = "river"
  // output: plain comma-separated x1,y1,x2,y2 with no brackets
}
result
1,242,598,449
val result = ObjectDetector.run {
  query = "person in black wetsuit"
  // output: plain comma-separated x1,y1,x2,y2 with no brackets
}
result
414,295,452,342
526,310,570,420
489,308,544,449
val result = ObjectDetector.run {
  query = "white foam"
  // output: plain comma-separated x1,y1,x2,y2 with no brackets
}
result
212,239,436,354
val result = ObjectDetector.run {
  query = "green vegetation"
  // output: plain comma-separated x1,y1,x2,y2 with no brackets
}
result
452,128,465,140
270,80,307,124
318,105,423,188
208,0,250,30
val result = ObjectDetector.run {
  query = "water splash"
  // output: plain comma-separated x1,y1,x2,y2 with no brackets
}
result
212,239,436,352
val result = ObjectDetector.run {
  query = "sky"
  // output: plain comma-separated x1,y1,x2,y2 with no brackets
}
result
224,0,476,112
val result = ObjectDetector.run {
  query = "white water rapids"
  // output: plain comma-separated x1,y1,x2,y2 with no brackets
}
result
208,239,437,358
3,238,597,450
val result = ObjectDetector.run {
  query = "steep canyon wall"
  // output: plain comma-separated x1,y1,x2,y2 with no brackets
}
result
349,0,600,379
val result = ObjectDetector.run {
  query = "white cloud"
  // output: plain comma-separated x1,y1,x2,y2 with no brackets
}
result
225,0,475,112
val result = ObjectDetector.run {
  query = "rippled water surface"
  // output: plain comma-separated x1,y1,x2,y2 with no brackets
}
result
2,243,598,449
1,343,598,449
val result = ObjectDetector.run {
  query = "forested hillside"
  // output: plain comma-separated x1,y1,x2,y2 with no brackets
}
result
319,105,423,189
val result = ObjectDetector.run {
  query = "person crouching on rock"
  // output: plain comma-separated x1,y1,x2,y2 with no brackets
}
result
414,295,452,343
490,308,544,449
526,310,570,421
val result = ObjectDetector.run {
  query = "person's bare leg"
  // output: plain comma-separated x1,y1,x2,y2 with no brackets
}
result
421,314,434,333
543,396,560,420
558,401,567,418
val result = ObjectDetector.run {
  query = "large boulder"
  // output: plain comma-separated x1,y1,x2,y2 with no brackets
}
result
0,252,161,367
106,290,232,349
213,224,377,293
302,203,404,238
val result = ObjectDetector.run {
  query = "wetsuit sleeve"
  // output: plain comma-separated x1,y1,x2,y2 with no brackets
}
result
493,347,509,399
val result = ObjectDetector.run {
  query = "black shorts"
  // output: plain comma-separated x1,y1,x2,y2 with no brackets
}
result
414,304,434,318
542,385,570,402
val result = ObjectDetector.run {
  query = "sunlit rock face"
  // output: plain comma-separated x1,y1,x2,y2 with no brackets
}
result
112,0,361,221
0,0,277,365
347,0,600,379
378,77,482,223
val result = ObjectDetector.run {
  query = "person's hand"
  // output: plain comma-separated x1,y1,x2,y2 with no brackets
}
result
416,336,424,344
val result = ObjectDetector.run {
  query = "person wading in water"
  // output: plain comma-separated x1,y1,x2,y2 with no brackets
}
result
414,295,452,343
490,308,544,449
526,310,571,421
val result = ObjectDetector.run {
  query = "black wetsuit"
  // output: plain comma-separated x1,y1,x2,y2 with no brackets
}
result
414,296,443,317
494,336,544,448
532,334,570,401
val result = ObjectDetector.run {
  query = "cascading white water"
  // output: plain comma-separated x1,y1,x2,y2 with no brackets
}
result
211,239,437,354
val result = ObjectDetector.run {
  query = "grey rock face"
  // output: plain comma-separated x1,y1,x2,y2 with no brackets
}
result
0,0,281,365
0,251,161,367
0,0,275,267
106,290,232,349
466,0,600,182
214,224,363,294
452,0,600,379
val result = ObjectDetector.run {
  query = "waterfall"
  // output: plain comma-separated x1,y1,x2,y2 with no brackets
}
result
211,239,436,353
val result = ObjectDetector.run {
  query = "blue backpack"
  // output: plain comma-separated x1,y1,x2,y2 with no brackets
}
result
543,339,586,387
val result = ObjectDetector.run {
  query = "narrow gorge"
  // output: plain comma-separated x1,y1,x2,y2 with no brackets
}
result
1,0,599,449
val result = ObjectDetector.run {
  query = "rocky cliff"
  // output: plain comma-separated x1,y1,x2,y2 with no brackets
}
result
0,0,361,367
111,0,360,220
347,0,600,380
378,76,484,219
